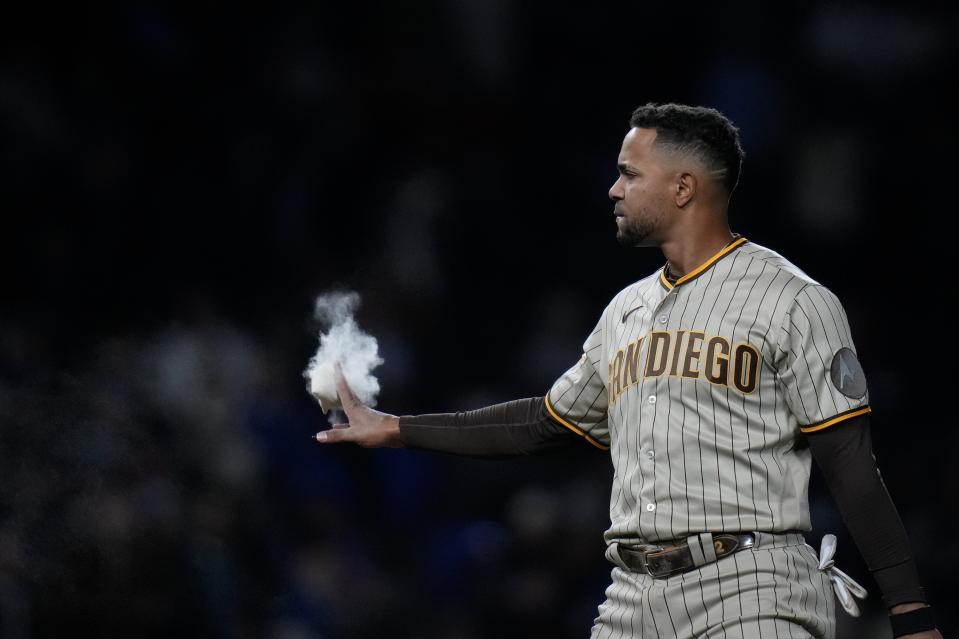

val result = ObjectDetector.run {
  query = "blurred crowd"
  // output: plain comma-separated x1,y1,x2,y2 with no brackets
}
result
1,306,616,638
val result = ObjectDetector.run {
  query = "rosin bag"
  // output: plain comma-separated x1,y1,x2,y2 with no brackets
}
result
306,360,343,414
303,291,384,414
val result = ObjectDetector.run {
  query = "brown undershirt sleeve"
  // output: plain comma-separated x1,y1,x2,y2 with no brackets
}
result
805,411,926,608
398,396,582,459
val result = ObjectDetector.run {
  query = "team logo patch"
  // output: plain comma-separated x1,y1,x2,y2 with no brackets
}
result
830,347,867,399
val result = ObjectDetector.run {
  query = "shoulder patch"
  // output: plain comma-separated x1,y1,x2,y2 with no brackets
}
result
830,347,867,399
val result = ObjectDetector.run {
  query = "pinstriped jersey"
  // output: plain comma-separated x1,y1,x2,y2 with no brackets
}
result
544,236,871,545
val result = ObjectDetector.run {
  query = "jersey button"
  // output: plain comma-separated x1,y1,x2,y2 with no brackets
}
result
659,315,668,324
646,450,654,459
647,395,656,404
645,503,656,511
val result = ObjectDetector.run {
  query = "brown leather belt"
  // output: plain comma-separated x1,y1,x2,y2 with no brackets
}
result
617,532,755,579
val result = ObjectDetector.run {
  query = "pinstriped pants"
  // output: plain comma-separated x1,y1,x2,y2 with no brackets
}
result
590,533,836,639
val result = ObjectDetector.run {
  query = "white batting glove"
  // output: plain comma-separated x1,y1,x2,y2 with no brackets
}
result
817,533,869,617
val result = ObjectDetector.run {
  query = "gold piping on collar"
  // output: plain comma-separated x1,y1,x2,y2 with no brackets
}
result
659,236,749,291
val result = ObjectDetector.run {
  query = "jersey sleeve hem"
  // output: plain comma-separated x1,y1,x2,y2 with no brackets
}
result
799,406,871,434
543,395,609,451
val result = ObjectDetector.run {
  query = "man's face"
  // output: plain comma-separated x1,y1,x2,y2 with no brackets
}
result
608,127,674,247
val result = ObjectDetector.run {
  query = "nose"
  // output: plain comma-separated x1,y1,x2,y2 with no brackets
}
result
609,175,624,201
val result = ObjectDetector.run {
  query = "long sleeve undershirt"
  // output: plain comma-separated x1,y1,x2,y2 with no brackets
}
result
804,412,926,608
398,397,925,607
399,396,577,458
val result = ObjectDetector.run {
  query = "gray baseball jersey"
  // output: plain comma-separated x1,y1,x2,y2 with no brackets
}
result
545,235,869,638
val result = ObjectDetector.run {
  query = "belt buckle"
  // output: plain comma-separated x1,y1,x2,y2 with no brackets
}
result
621,543,661,574
636,544,663,574
646,560,674,579
645,546,685,579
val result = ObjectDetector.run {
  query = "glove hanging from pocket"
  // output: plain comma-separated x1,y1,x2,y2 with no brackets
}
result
817,533,869,617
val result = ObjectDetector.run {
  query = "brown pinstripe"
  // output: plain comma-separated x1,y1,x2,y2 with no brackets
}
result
547,238,866,638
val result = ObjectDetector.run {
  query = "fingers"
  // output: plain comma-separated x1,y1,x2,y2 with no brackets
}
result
333,361,359,408
320,363,368,446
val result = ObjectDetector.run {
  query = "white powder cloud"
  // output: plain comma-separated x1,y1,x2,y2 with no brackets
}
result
303,291,383,413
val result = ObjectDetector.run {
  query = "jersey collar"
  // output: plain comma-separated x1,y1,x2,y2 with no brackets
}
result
658,234,748,291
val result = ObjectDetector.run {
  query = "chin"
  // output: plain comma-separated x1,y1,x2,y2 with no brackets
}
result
616,218,658,246
616,232,642,247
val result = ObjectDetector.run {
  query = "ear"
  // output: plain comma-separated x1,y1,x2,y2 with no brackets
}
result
674,172,696,208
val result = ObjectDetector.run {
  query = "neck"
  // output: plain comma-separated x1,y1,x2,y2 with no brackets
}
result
662,226,737,280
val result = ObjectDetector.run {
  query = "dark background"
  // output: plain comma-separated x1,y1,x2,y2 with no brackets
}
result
2,3,956,638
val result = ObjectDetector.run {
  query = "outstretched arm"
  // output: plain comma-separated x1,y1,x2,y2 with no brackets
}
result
314,363,578,458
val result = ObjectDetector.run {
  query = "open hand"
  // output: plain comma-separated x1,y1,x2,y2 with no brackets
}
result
314,362,402,448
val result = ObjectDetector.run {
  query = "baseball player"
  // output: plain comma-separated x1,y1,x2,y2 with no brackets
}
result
315,103,940,639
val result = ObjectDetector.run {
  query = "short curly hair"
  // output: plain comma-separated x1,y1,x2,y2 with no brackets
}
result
629,103,744,197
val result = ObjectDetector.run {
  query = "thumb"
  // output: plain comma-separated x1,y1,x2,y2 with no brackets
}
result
315,427,351,444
